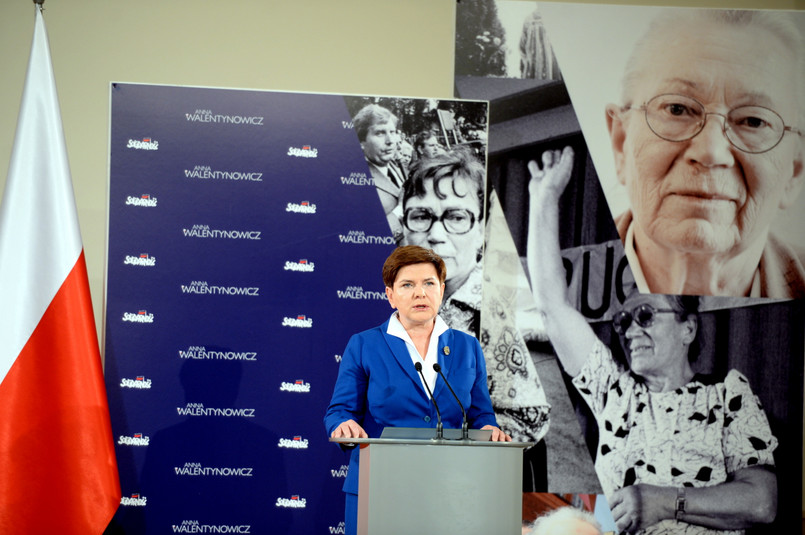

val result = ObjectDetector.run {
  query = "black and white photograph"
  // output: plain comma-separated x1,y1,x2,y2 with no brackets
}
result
538,4,805,298
457,1,804,532
343,95,489,337
526,138,803,534
455,0,561,82
455,0,608,498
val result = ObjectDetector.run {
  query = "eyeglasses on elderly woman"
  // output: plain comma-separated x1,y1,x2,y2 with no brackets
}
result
622,93,802,154
612,303,678,334
403,207,477,235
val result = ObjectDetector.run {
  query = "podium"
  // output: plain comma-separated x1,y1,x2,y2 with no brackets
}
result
331,428,533,535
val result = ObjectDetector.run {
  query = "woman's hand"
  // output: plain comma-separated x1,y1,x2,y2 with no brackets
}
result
331,419,368,440
481,424,512,442
609,467,777,533
610,484,673,533
527,146,575,202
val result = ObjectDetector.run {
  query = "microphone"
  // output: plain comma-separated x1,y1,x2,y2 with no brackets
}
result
433,363,468,440
415,362,443,439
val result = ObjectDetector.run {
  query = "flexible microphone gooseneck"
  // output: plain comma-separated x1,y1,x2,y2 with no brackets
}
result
433,363,469,440
415,361,443,439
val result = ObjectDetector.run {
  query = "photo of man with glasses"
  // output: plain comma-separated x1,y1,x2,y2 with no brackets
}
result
541,7,805,298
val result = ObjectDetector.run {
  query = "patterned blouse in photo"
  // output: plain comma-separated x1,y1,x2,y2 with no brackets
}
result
573,340,778,535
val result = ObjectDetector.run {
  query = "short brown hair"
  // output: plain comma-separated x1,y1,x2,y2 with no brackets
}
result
382,245,446,288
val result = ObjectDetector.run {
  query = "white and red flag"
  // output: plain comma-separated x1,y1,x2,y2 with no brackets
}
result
0,6,120,533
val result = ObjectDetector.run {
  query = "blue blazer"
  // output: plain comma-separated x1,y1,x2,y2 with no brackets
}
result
324,318,498,494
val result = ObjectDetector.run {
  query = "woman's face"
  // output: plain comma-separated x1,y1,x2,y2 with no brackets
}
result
402,176,483,286
610,23,804,258
385,263,445,329
617,294,696,380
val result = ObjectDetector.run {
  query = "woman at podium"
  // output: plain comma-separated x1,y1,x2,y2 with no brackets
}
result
324,245,510,535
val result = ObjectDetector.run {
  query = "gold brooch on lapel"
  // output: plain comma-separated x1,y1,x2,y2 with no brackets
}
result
443,346,450,356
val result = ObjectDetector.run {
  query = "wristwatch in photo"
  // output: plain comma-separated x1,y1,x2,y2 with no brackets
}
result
675,487,687,521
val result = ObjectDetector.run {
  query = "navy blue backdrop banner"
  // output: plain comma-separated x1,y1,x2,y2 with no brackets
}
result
103,84,487,534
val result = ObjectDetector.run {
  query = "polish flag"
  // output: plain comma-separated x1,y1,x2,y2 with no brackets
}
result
0,7,120,533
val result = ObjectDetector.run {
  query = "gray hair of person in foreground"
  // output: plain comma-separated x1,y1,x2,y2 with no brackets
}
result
526,506,602,535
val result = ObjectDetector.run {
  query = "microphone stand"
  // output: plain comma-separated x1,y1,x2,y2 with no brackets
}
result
433,363,469,440
415,362,443,440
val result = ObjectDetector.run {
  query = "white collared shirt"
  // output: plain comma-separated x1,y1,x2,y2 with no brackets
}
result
386,312,449,398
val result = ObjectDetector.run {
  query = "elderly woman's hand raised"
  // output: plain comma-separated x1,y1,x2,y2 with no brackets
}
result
527,146,575,202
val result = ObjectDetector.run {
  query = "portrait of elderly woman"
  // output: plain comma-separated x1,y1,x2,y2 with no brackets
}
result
537,6,805,298
525,147,788,534
400,148,485,336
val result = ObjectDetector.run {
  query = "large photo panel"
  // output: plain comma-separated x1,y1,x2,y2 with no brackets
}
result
539,3,805,298
455,1,803,532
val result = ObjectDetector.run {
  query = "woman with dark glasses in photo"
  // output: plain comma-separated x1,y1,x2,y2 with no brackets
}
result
526,146,778,534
